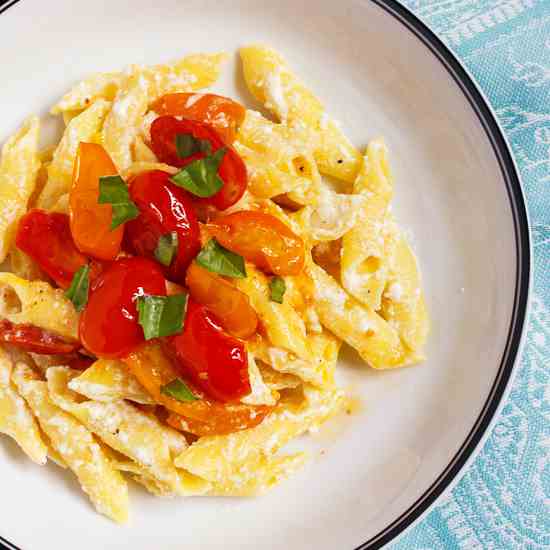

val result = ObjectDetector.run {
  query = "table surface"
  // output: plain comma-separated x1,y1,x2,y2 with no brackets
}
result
391,1,549,549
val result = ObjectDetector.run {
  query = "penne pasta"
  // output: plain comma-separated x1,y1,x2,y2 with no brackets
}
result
381,226,430,358
13,363,129,523
341,139,394,309
0,45,429,516
0,347,48,465
0,273,78,341
240,45,361,182
37,100,111,210
0,117,40,262
306,259,411,369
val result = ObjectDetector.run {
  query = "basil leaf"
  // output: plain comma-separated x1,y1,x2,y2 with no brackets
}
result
161,378,198,402
65,265,90,312
154,231,179,267
198,140,213,155
170,148,225,198
269,276,286,304
137,293,188,340
175,134,212,158
98,175,140,230
195,239,246,278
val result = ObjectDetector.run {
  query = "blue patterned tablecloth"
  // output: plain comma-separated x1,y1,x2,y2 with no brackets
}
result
391,1,550,549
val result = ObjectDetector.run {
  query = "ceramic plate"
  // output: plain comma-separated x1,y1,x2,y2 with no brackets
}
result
0,0,530,548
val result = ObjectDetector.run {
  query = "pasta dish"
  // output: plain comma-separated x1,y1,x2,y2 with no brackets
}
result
0,45,429,521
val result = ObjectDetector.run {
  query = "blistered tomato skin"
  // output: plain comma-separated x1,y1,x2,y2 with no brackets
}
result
151,93,246,144
125,170,201,283
15,209,90,289
150,116,247,210
208,210,305,276
79,257,167,359
167,298,250,403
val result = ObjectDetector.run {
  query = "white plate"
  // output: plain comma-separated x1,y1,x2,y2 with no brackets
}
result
0,1,530,549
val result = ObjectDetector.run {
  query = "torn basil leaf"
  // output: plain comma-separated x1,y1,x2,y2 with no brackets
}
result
269,276,286,304
154,231,179,267
65,265,90,312
98,175,140,230
170,148,225,198
175,133,212,158
195,239,246,278
160,378,198,402
137,293,188,340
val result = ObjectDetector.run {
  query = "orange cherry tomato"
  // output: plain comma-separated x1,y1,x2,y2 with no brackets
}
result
151,93,245,144
70,142,123,261
165,407,271,437
0,320,79,355
207,211,305,276
150,116,247,210
185,262,258,339
123,343,271,436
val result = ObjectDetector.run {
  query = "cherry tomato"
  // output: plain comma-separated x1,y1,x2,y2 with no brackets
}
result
123,343,270,435
150,116,247,210
79,257,166,359
0,320,79,354
165,406,271,437
151,93,245,144
15,209,89,289
185,262,258,339
124,170,200,283
70,142,123,261
165,298,250,402
207,211,305,276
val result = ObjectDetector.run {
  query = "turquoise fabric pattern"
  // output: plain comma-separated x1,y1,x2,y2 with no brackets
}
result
391,1,550,549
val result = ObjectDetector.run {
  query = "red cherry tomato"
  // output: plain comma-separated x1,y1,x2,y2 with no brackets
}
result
165,298,250,402
207,210,305,276
79,257,166,359
0,320,79,355
150,116,247,210
151,93,245,144
124,170,200,283
15,209,90,289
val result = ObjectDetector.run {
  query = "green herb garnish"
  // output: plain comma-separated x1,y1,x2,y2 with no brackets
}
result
175,133,212,158
65,265,90,312
269,276,286,304
137,293,188,340
195,239,246,278
170,148,225,198
160,378,198,402
154,231,179,267
98,175,140,230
